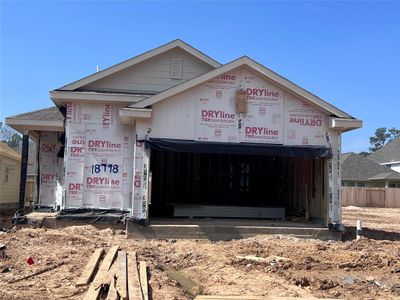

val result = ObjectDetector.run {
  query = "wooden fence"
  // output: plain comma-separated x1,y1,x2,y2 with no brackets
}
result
342,187,400,208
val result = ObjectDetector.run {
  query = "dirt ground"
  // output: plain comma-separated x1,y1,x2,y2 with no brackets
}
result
0,207,399,300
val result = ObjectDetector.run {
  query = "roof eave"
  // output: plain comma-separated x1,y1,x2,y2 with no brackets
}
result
5,118,64,134
329,117,363,132
50,90,149,107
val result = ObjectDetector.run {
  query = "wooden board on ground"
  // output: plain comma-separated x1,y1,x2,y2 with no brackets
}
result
105,275,118,300
76,248,104,286
127,252,143,300
116,251,128,300
83,245,120,300
139,261,149,300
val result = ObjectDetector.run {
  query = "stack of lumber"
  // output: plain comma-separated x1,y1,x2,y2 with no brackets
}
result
76,245,149,300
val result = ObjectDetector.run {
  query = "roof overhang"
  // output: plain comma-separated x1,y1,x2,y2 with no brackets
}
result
368,176,400,181
329,117,363,132
380,161,400,165
130,56,356,120
119,108,152,124
5,118,64,139
50,90,149,107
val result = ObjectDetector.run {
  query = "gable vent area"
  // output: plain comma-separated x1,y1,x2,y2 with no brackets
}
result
170,58,182,79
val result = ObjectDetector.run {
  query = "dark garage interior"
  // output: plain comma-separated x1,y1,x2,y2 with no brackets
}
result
148,144,327,224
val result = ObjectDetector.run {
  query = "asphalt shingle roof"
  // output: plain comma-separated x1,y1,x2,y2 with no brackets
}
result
7,106,63,122
368,138,400,164
341,152,400,181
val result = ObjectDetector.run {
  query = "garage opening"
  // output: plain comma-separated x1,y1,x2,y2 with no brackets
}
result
147,139,329,224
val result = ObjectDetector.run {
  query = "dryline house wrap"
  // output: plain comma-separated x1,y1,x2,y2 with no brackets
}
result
5,39,362,228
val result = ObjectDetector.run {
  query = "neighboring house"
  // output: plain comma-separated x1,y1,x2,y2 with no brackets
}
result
341,152,400,188
369,137,400,173
0,142,21,209
6,39,363,229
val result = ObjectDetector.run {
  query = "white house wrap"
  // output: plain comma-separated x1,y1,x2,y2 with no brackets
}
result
64,102,134,209
39,131,63,207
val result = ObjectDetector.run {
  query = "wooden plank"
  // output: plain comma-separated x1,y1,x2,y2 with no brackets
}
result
83,245,120,300
115,251,128,300
139,261,149,300
105,275,118,300
127,252,143,300
76,248,104,286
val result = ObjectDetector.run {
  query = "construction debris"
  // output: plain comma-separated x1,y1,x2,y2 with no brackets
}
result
105,274,118,300
76,248,104,286
235,255,289,264
139,261,149,300
127,252,143,300
0,207,399,299
115,251,128,300
79,245,147,300
83,245,119,300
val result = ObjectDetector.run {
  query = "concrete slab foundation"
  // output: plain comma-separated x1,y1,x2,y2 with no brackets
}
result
127,218,343,241
20,212,342,241
19,211,126,230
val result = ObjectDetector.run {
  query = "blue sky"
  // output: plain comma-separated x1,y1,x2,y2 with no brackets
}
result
1,1,399,152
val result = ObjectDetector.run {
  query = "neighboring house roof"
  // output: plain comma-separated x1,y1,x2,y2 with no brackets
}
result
0,142,21,161
341,152,400,181
56,39,222,91
6,107,63,122
368,138,400,164
131,56,354,119
5,106,64,136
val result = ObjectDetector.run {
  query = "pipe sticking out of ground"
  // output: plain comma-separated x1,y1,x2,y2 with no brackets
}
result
356,219,362,240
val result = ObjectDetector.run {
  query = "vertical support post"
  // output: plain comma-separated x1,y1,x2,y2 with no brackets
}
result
323,158,329,227
326,129,342,231
18,133,29,215
36,137,40,207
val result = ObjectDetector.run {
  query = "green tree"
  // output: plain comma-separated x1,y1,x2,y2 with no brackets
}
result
369,127,400,152
358,151,370,157
0,121,22,151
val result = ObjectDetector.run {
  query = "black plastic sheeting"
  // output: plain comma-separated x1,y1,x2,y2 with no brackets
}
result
56,209,129,224
144,138,332,159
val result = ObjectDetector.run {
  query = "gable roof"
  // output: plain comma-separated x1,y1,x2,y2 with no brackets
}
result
341,152,400,181
130,56,353,119
56,39,222,91
368,138,400,164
